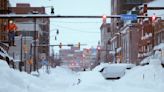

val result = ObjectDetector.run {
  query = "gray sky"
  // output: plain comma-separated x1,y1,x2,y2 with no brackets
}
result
10,0,111,52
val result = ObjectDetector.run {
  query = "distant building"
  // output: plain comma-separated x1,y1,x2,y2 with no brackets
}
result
10,3,50,56
59,46,83,71
82,47,97,69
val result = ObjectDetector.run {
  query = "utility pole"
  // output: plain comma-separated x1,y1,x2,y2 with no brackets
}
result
19,35,23,71
115,48,117,63
105,42,108,63
33,18,37,71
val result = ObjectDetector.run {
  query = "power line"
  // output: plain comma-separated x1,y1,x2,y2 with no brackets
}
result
51,25,100,34
50,20,102,24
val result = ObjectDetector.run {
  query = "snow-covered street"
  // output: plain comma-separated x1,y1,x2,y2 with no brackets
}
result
1,43,164,92
1,0,164,92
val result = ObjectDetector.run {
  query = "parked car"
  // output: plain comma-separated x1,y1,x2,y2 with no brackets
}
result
112,63,136,70
100,64,126,79
0,46,14,65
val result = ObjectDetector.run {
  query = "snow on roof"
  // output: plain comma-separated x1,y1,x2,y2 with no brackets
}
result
93,63,110,72
140,56,152,65
149,58,161,65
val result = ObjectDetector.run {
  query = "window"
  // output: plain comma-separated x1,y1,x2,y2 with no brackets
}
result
107,28,111,33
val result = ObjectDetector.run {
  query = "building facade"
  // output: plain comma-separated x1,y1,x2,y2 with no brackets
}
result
9,3,50,72
0,0,10,46
105,0,155,64
11,3,50,56
100,23,111,62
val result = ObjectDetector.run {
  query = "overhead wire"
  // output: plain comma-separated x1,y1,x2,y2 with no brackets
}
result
49,19,101,42
50,20,102,24
50,25,100,34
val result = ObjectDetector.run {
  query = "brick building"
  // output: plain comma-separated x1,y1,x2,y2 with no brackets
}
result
99,0,155,64
59,46,83,71
10,3,50,56
0,0,10,50
100,23,111,62
8,3,50,72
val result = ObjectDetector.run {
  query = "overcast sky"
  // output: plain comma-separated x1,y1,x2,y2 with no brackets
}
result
10,0,111,53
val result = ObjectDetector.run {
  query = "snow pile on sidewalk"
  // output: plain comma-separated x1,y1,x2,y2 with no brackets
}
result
0,60,78,92
116,59,164,92
0,60,42,92
140,43,164,65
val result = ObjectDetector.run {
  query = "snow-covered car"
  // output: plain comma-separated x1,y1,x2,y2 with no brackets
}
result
0,46,14,63
100,64,126,79
113,63,136,70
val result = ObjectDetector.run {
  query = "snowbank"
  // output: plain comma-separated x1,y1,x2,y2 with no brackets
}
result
0,60,43,92
1,40,164,92
117,58,164,92
0,60,78,92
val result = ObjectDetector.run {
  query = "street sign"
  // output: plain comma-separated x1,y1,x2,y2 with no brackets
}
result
121,14,137,21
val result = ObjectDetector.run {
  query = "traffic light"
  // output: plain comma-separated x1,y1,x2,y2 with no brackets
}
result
56,29,59,35
152,14,156,22
78,42,80,49
55,36,57,40
149,14,156,22
51,7,54,14
102,15,106,23
59,42,62,48
97,46,101,51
